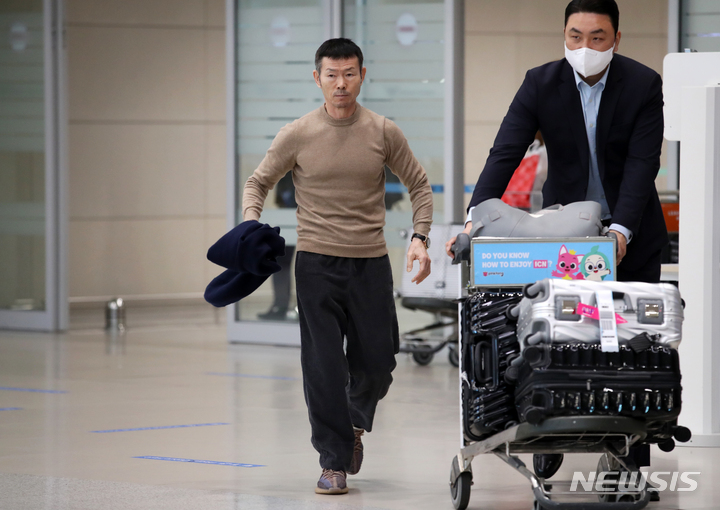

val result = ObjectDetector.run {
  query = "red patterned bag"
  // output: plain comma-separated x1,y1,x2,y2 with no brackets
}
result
501,153,540,209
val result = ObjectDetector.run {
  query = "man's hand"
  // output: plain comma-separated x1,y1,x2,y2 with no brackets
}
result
610,229,627,263
407,238,431,284
445,222,473,258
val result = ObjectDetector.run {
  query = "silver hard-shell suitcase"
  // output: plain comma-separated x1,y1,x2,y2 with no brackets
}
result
514,279,684,350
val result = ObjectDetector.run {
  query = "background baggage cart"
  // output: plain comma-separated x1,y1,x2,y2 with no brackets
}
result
398,224,464,366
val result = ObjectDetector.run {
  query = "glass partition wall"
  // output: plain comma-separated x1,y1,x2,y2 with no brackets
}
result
680,0,720,52
227,0,456,344
0,0,66,331
343,0,445,292
229,0,325,344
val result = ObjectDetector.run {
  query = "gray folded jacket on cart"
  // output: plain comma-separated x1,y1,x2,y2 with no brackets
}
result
470,199,603,238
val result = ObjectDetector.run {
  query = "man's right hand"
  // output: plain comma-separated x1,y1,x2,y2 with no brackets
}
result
445,222,474,259
609,229,627,264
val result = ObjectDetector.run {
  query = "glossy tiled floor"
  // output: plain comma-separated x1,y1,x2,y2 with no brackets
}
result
0,305,718,510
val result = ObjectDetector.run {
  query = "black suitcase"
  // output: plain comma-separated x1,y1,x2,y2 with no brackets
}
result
461,290,523,442
513,341,682,441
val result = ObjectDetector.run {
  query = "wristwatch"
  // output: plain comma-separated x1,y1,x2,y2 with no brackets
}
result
411,233,430,249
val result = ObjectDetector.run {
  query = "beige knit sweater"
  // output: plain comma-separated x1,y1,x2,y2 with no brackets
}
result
242,105,433,258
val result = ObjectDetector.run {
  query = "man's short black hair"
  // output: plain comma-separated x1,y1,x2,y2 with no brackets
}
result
315,38,364,73
565,0,619,35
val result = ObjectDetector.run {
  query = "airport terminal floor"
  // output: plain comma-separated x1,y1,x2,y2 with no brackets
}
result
0,305,718,510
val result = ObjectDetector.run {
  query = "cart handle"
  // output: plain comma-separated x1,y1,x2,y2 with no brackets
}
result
451,233,471,264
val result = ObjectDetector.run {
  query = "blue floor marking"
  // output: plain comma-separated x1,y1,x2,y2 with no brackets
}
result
206,372,299,381
91,422,230,433
0,387,67,394
0,407,22,411
134,456,264,468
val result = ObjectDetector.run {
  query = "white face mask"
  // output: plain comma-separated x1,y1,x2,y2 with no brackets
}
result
564,42,614,78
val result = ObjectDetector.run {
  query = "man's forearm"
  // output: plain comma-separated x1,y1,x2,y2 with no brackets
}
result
241,175,270,222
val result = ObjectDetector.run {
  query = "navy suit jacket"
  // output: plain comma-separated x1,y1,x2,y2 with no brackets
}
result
469,54,668,271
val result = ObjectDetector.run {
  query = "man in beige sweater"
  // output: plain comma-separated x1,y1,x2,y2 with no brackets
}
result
243,38,433,494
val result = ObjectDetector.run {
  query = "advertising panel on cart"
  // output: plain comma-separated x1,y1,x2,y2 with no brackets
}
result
470,236,617,288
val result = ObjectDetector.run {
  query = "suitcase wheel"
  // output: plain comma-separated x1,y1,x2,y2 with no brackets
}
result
524,407,545,426
673,425,692,443
523,282,543,299
504,364,519,384
522,391,552,425
524,345,545,366
658,438,675,452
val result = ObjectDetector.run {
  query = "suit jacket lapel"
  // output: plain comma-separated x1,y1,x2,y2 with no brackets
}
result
597,60,624,179
559,60,590,174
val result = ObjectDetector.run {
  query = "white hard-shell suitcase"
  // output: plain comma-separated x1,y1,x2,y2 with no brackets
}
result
513,279,684,350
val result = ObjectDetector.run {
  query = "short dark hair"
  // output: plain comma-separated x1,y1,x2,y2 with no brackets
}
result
314,38,364,73
565,0,619,35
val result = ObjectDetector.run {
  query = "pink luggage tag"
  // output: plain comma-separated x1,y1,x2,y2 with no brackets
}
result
575,303,628,324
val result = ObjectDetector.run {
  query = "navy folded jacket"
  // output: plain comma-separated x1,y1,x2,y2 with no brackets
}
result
204,220,286,307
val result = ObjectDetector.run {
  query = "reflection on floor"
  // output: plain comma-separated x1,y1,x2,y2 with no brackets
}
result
0,305,717,510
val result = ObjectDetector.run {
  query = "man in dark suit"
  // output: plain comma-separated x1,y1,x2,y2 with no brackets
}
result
449,0,667,283
448,0,667,486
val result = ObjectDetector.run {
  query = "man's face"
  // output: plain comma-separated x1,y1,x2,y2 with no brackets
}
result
313,57,366,114
564,12,621,53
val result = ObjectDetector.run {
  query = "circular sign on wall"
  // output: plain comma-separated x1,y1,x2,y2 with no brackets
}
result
396,13,418,46
10,22,29,52
270,16,291,48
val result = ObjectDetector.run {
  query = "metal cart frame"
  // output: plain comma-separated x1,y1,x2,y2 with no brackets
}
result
449,416,652,509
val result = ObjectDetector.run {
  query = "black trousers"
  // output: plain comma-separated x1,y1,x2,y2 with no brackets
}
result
617,247,663,468
295,252,399,471
617,248,663,284
602,215,664,284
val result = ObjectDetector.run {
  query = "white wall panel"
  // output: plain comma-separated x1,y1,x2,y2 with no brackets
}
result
66,0,227,301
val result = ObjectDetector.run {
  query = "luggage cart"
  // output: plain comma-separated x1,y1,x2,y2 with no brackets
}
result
399,296,458,366
398,224,464,366
447,234,682,510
